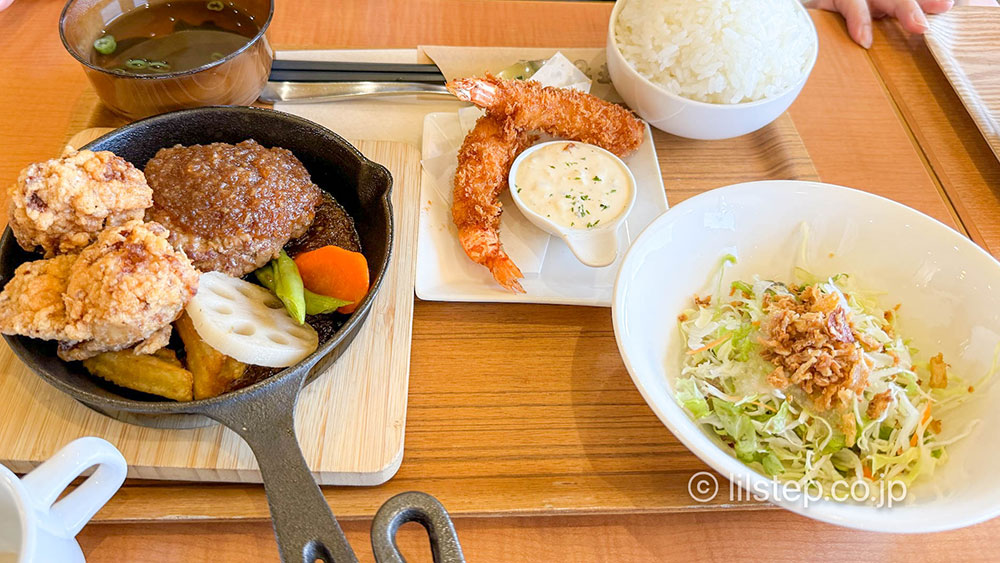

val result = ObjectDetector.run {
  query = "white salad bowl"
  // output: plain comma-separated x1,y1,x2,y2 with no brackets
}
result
612,180,1000,532
606,0,818,140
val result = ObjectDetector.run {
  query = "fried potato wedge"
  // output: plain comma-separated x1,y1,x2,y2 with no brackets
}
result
83,350,194,401
175,312,246,400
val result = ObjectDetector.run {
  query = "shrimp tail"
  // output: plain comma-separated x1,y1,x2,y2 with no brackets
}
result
458,226,525,293
446,77,499,107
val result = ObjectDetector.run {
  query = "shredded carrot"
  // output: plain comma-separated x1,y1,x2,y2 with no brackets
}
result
911,404,933,447
751,320,760,327
969,385,975,393
686,334,732,355
863,464,873,480
752,401,776,413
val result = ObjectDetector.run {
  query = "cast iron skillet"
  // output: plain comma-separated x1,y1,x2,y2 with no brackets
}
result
0,106,461,562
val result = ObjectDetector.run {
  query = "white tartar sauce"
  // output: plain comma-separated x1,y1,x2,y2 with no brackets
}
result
513,142,632,229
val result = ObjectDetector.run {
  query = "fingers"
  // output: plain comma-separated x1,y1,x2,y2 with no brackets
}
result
834,0,875,48
871,0,953,34
808,0,955,47
919,0,955,14
807,0,875,47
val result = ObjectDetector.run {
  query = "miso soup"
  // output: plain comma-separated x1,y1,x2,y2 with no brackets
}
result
91,1,259,74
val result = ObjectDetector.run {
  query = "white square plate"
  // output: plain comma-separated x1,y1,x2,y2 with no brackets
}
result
416,112,668,306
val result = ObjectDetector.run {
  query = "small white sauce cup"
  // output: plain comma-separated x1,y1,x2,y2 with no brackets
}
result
508,141,637,268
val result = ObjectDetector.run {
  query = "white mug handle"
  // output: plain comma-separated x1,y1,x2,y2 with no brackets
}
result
19,437,127,536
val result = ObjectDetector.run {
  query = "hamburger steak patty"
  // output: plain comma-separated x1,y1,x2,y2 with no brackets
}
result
144,140,322,276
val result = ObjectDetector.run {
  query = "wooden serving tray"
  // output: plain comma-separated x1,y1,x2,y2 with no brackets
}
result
0,129,420,486
926,8,1000,163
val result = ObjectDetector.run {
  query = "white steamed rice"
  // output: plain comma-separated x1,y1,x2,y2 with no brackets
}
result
614,0,816,105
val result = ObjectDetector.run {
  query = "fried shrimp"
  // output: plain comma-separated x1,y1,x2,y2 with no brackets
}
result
453,114,533,293
447,75,645,157
447,75,645,291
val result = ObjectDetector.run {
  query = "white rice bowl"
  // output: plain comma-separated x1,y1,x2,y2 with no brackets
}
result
614,0,817,105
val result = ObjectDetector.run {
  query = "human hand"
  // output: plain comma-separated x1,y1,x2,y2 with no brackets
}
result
806,0,954,48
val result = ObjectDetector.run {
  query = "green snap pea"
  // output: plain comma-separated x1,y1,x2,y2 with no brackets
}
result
255,261,352,315
255,262,277,291
93,35,117,55
303,291,351,315
274,250,306,325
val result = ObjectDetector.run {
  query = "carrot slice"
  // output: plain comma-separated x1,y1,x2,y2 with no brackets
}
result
686,334,732,356
293,245,369,314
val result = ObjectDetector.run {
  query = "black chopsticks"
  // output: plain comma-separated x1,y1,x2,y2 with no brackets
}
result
269,60,447,84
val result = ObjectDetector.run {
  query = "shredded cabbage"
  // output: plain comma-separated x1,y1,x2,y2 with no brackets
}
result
675,258,987,501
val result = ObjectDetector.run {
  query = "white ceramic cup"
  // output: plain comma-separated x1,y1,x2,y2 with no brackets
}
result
0,437,127,562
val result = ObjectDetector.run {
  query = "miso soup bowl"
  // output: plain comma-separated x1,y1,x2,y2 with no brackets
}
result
59,0,274,119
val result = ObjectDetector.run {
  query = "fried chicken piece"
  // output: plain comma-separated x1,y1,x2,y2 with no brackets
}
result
8,150,152,256
57,220,199,361
0,254,82,342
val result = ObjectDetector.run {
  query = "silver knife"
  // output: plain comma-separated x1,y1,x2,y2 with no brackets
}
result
259,81,453,104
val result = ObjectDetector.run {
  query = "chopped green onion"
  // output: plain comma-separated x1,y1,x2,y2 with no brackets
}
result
93,35,117,55
125,59,148,70
207,0,225,11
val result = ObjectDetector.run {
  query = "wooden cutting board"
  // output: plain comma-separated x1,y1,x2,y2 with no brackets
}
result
0,129,420,486
926,8,1000,162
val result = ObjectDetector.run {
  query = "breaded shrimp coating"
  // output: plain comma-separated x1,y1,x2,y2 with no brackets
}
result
58,220,199,361
447,75,645,157
0,254,82,342
452,114,533,293
9,150,153,257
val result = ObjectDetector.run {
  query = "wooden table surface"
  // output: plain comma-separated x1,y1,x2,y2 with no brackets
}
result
2,1,1000,561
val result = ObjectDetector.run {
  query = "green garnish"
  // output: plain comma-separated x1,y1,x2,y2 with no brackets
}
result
593,176,602,182
207,0,225,11
147,61,171,72
255,257,350,317
125,59,148,70
93,35,117,55
274,250,306,324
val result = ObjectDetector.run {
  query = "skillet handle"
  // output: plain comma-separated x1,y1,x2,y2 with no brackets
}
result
371,492,465,563
200,370,358,563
